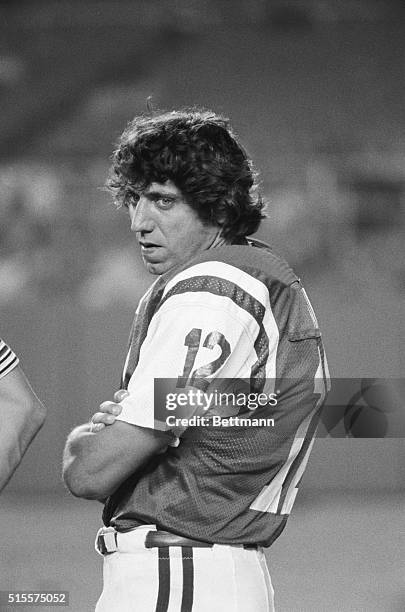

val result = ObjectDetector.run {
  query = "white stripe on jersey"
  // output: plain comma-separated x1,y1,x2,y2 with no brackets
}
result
249,406,316,515
161,261,279,386
301,287,319,328
250,342,330,516
280,344,330,514
163,261,269,306
0,339,19,380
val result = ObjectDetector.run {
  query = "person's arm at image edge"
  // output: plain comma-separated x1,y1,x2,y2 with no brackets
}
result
0,358,47,492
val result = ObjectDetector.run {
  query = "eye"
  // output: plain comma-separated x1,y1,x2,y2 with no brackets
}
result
156,196,175,209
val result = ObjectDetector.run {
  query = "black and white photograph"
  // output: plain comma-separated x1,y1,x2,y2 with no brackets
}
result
0,1,404,611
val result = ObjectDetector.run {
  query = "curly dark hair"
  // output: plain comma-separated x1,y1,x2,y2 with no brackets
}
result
106,108,265,240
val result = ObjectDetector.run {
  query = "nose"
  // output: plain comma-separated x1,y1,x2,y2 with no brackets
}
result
129,196,154,234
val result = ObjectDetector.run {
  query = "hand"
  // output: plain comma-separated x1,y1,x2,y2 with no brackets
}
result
90,389,128,432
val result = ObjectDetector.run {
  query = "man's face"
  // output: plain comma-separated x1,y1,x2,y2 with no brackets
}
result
127,180,221,275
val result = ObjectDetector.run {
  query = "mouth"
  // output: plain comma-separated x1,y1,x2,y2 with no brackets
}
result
139,241,162,260
140,241,159,249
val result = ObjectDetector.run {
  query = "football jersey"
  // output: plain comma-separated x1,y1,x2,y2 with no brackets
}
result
0,339,19,380
102,240,330,547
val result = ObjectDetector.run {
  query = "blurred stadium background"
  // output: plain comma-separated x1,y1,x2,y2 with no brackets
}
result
0,1,404,610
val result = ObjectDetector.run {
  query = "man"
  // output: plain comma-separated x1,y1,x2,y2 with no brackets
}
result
63,109,329,611
0,338,47,492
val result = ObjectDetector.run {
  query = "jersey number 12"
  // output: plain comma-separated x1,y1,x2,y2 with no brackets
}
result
177,328,230,390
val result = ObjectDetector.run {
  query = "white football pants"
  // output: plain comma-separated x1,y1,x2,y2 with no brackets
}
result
95,525,275,612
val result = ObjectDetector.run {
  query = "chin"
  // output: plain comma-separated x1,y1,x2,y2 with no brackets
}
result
145,261,170,275
142,254,177,275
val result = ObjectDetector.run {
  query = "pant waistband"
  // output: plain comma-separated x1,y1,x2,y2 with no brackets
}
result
145,530,215,549
95,526,258,556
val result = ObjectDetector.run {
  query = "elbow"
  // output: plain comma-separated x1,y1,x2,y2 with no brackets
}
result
62,426,99,499
62,425,122,501
63,470,97,500
62,462,113,501
62,462,95,499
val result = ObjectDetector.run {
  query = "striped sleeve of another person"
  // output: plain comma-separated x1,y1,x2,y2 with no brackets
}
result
0,339,20,379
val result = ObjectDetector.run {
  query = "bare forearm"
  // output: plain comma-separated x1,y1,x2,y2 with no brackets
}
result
63,415,171,501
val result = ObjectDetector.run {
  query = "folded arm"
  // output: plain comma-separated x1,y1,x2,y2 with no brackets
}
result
62,416,172,501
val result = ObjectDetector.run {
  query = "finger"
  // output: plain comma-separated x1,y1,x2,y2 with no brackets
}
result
114,389,129,403
99,401,122,415
90,422,105,433
92,412,116,425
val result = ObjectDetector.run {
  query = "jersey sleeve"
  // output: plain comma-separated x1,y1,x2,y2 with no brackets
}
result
115,265,271,434
0,339,19,380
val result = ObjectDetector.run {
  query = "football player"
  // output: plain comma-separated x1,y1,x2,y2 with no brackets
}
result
63,109,329,611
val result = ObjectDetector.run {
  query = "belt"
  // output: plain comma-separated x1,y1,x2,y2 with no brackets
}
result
145,530,215,549
96,526,257,555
